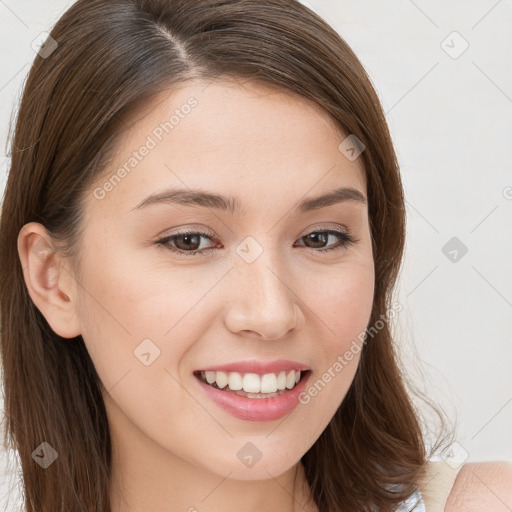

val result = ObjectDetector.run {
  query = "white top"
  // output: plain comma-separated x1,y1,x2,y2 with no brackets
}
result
393,459,465,511
412,460,464,511
396,488,427,511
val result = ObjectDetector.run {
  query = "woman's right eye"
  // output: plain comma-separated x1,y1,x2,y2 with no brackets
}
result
156,231,217,257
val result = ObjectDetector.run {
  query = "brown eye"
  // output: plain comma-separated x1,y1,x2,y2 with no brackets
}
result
296,230,355,252
156,231,216,256
173,233,202,251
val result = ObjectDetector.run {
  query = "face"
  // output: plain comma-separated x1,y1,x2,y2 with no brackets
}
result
63,78,375,480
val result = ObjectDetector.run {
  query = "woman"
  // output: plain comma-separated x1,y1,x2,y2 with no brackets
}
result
0,0,510,511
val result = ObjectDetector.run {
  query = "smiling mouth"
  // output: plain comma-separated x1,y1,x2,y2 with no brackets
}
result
193,369,311,399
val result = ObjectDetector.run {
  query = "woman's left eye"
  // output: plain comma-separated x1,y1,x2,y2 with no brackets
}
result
155,229,357,257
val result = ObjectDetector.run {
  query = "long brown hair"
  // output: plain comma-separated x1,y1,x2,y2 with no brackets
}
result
0,1,454,510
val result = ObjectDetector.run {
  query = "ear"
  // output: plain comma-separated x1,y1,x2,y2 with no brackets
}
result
17,222,82,338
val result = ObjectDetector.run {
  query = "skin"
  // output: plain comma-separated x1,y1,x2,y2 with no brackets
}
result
446,462,512,511
18,77,373,512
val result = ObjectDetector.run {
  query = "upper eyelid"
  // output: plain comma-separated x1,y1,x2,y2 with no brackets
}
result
161,223,350,238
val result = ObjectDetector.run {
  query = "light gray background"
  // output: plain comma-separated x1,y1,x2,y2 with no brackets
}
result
1,0,511,507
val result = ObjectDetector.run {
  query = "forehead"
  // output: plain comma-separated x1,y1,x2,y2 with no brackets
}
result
89,78,366,217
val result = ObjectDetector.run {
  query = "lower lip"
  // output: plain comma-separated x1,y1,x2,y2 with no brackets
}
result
195,371,312,422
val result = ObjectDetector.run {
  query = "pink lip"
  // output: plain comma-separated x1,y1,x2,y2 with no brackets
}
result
195,370,312,422
197,359,310,375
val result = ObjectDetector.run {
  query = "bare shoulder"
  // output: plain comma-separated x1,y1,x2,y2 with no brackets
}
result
445,461,512,511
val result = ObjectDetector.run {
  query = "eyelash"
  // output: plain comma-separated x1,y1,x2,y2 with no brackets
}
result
155,228,358,257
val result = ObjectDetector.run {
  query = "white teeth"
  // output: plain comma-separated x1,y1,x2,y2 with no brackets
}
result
199,369,305,394
242,373,261,393
228,372,243,391
277,371,287,390
215,371,228,389
260,373,277,393
285,370,296,389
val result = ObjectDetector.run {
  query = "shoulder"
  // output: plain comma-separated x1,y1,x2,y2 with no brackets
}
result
445,461,512,511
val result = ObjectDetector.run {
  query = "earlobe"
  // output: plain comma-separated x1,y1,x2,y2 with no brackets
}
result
17,222,82,339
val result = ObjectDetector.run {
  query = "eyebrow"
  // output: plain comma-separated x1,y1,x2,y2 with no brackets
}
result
130,185,367,216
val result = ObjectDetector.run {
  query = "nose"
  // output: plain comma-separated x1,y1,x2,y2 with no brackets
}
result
224,250,304,340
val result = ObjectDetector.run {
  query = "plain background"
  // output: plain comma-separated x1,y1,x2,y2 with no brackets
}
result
1,0,511,506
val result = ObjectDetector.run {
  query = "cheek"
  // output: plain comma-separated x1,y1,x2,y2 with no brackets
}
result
305,257,375,350
286,262,374,446
76,252,203,433
77,233,197,335
75,238,226,392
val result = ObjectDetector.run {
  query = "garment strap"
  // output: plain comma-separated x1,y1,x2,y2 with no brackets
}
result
417,460,465,511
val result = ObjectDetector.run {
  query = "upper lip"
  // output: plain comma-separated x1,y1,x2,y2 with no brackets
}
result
196,359,311,375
